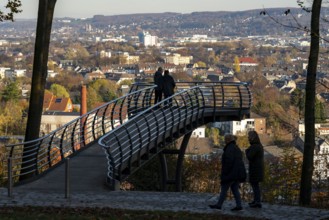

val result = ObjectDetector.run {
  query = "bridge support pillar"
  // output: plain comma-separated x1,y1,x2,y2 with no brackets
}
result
159,131,192,192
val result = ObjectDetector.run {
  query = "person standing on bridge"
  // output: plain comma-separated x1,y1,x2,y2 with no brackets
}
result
209,134,246,211
154,67,164,105
162,70,176,106
245,130,264,208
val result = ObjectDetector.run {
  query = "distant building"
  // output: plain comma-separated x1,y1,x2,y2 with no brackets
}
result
164,53,192,65
192,126,206,138
138,31,158,47
213,112,266,135
238,57,259,66
125,55,140,64
298,122,329,136
0,67,10,79
43,92,73,113
295,136,329,180
41,112,80,134
100,50,112,58
176,136,217,160
106,72,135,84
84,69,105,81
207,74,223,82
47,70,59,78
5,69,26,79
0,40,9,46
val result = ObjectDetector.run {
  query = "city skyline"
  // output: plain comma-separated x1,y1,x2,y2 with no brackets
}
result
16,0,298,19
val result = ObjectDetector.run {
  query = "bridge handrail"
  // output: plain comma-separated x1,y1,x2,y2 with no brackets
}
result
132,81,252,109
0,85,156,183
0,81,252,186
98,86,204,187
99,82,252,188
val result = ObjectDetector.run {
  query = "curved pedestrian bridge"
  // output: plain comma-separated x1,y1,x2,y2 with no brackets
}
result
1,82,251,190
1,82,329,219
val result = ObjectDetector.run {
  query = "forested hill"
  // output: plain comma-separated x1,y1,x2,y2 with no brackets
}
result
3,7,329,38
88,7,320,37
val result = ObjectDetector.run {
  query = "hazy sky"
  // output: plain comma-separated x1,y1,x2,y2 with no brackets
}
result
14,0,298,19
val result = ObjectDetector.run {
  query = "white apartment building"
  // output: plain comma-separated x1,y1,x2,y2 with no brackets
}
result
139,31,158,47
213,113,266,135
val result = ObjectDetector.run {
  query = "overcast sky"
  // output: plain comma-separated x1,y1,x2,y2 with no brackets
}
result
14,0,298,19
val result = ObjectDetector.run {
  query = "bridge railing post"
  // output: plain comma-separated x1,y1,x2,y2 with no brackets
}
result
7,157,13,198
65,157,70,199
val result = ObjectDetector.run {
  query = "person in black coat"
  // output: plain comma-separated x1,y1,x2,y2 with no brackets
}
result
245,130,264,208
162,70,176,106
209,134,246,211
153,67,164,105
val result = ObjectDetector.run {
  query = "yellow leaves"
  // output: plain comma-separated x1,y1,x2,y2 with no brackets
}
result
0,100,26,135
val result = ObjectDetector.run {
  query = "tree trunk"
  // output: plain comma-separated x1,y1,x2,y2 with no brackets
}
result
299,0,322,206
20,0,57,181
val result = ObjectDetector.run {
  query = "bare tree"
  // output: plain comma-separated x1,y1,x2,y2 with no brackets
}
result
20,0,57,181
261,1,324,205
300,0,322,206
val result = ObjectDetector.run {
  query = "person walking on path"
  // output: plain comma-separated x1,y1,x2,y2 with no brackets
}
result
162,70,176,106
245,130,264,208
153,67,164,105
209,134,246,211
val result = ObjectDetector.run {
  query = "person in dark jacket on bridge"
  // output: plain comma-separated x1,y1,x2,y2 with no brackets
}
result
209,134,246,211
162,70,176,106
245,130,264,208
154,67,164,105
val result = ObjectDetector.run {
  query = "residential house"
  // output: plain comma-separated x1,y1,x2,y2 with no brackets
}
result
84,69,105,81
164,53,192,65
43,92,73,113
238,57,259,66
207,74,223,82
5,69,26,79
106,73,135,84
47,70,59,78
192,126,206,138
175,135,218,160
295,136,329,180
125,55,140,64
220,76,240,83
264,145,303,160
59,60,78,71
273,79,296,93
0,67,10,79
41,112,80,134
187,67,208,78
298,122,329,136
213,112,266,135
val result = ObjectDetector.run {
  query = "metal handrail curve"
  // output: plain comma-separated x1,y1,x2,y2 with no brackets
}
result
1,84,156,184
99,82,252,189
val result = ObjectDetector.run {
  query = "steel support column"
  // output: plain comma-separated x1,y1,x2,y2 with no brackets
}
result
159,131,192,192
